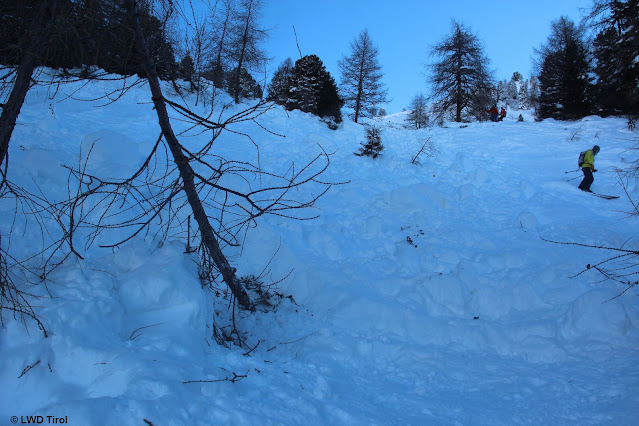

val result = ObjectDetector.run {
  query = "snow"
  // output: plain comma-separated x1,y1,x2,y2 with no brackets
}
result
1,72,639,425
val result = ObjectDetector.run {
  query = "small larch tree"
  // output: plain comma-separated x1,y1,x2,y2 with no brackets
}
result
407,93,429,129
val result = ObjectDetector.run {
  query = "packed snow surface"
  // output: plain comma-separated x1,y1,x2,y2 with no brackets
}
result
1,73,639,425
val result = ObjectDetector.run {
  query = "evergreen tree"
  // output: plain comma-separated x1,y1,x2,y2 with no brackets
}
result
0,0,178,79
224,67,262,100
428,21,495,122
592,0,639,116
518,80,530,109
407,94,429,129
285,55,343,127
496,72,524,109
355,125,384,158
506,78,518,102
266,58,293,104
495,80,507,105
536,16,594,120
179,55,196,83
528,76,541,108
317,72,344,127
338,29,388,123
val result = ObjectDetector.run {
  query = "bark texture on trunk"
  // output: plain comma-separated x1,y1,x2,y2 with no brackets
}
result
124,0,252,310
0,0,59,169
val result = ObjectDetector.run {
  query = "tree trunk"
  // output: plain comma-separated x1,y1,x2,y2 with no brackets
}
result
354,56,365,124
124,0,253,310
455,55,463,123
233,0,254,104
0,0,59,170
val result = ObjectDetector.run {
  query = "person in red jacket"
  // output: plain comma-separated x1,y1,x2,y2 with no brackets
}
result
487,105,498,122
499,107,506,121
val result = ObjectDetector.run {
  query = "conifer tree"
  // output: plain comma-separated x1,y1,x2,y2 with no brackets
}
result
518,80,530,109
285,55,343,127
355,126,384,158
591,0,639,116
225,67,262,100
338,29,388,123
495,80,507,105
178,54,196,87
428,21,495,122
266,58,293,104
528,76,540,108
0,0,179,79
507,75,519,102
407,94,429,129
536,16,594,120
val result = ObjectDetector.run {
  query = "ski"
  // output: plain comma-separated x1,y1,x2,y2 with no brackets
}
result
591,193,619,199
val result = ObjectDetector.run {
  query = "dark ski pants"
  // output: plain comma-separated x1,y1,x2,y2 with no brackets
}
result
579,167,594,191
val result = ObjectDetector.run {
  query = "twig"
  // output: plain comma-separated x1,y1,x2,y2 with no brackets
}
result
18,360,41,378
183,371,248,384
129,323,164,340
242,340,261,356
280,332,316,345
293,25,303,59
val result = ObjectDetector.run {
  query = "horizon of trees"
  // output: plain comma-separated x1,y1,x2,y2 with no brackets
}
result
1,0,637,124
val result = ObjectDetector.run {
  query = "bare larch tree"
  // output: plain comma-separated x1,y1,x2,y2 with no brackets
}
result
227,0,268,104
338,29,388,123
111,0,336,310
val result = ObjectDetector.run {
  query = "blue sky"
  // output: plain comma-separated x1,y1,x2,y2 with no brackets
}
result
261,0,592,114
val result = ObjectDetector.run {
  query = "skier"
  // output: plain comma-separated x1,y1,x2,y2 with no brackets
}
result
578,145,600,192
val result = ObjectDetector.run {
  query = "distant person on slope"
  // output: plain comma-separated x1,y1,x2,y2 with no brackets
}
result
499,107,506,121
487,105,498,122
578,145,600,193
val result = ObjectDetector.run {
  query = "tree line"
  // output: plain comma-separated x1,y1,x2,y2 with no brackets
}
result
2,0,637,127
423,0,638,124
265,0,638,127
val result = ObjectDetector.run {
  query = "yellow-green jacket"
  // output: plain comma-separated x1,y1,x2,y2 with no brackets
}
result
581,149,595,169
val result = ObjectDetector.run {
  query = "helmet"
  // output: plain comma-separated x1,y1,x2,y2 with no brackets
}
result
593,145,600,154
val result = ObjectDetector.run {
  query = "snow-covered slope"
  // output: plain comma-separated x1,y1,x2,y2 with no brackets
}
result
1,74,638,425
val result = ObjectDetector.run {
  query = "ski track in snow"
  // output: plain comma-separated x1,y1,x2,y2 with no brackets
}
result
1,73,639,425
